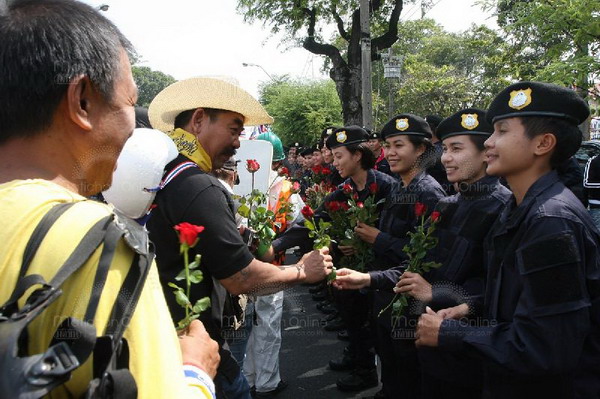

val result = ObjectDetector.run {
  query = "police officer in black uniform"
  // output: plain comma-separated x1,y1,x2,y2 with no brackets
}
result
322,127,397,392
417,82,600,399
415,108,512,398
350,114,446,399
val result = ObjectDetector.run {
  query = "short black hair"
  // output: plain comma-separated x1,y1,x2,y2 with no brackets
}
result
0,0,134,144
520,116,582,168
173,108,228,129
346,142,376,170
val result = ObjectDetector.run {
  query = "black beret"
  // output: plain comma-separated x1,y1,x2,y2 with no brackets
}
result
321,126,337,140
299,147,313,157
381,113,432,140
437,108,493,142
425,114,443,128
487,81,590,125
369,131,382,140
326,125,369,149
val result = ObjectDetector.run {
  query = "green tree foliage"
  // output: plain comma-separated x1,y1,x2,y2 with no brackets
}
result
372,19,512,126
259,78,343,145
483,0,600,99
237,0,407,126
132,66,176,107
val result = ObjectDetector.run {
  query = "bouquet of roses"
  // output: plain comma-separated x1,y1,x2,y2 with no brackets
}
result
338,182,384,272
325,199,351,241
378,202,442,319
168,222,211,330
310,164,333,184
305,180,336,210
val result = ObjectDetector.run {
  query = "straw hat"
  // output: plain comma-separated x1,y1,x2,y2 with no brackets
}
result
148,77,274,132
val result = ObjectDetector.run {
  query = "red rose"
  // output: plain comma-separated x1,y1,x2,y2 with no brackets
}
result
357,202,364,208
174,222,205,247
430,211,441,222
342,184,353,195
353,193,359,201
321,167,332,175
326,201,341,213
246,159,260,173
301,205,315,220
341,202,350,211
292,181,301,193
312,165,323,174
369,182,378,195
415,202,427,217
279,167,289,176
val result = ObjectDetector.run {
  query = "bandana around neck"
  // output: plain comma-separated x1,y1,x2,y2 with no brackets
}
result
166,128,212,172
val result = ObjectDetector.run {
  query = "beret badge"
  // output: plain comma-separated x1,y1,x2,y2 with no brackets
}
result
508,88,532,110
396,118,409,131
460,114,479,130
336,131,348,143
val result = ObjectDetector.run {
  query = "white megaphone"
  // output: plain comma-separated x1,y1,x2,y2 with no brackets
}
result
103,128,178,219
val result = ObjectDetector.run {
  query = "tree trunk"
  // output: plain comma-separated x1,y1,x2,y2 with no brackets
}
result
301,1,404,127
330,62,362,126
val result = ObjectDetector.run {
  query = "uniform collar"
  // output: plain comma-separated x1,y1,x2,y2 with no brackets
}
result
346,169,377,192
500,171,560,231
407,170,427,188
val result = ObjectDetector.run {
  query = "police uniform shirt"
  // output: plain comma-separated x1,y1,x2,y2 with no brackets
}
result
369,175,511,304
438,171,600,398
374,171,446,269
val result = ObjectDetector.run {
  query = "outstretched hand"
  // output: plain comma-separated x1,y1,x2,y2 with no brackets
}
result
332,268,371,290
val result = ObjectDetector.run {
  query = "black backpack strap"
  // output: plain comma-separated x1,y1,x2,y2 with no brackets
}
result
84,220,126,323
85,212,153,399
18,202,75,280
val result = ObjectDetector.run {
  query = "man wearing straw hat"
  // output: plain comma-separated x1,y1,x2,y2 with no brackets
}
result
147,77,333,398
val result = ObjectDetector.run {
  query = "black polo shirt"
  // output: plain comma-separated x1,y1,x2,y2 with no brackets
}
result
147,154,254,380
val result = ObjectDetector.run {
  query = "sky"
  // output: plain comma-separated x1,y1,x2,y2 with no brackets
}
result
89,0,496,98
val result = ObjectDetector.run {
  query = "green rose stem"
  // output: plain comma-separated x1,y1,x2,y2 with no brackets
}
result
378,207,442,318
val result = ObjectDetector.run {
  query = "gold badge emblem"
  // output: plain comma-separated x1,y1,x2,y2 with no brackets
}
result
326,128,333,135
396,118,409,131
336,131,347,143
508,88,532,110
460,114,479,130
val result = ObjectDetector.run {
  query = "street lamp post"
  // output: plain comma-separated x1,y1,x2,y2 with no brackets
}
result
242,62,274,80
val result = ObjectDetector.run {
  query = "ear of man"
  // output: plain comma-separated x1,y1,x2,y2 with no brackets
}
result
66,75,95,132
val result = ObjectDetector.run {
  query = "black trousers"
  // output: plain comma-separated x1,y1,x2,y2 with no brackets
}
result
335,289,375,369
373,290,421,399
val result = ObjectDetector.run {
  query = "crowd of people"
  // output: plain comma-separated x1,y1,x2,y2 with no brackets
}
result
0,1,599,399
